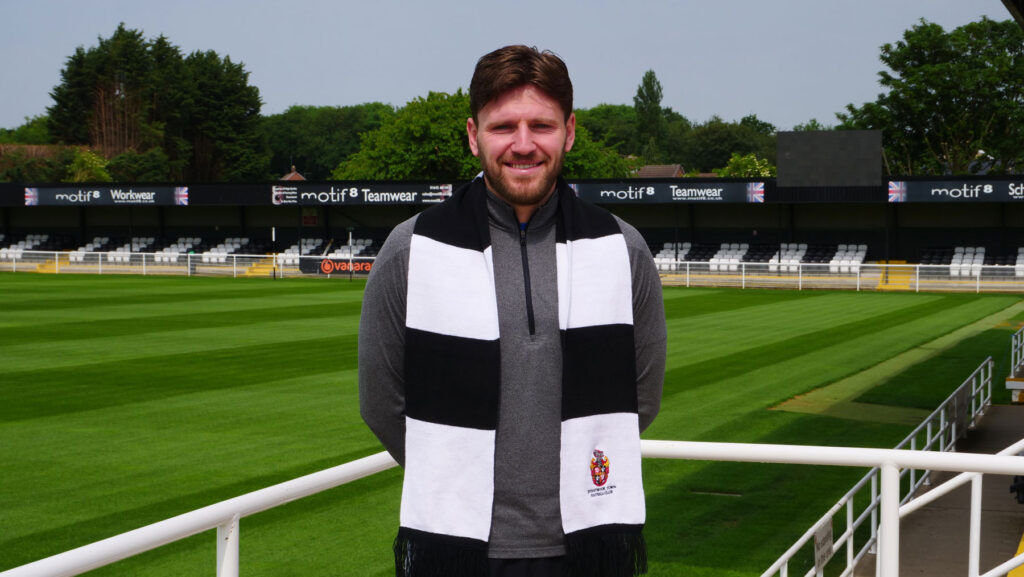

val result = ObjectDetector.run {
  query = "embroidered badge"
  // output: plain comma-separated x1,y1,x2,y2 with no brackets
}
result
590,449,610,487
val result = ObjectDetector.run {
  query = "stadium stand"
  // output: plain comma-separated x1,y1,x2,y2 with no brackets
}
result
0,234,50,260
154,237,200,263
828,244,867,274
201,237,249,264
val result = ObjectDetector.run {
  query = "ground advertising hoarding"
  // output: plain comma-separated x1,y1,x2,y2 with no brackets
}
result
23,186,190,206
888,178,1024,203
8,180,766,206
569,181,765,204
9,178,1024,206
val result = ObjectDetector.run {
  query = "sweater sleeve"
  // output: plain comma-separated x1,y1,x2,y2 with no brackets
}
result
615,217,667,433
358,217,416,467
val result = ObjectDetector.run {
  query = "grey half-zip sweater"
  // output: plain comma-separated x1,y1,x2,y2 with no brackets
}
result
358,185,667,558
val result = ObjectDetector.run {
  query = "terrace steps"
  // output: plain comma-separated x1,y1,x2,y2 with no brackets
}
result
876,260,913,291
243,258,278,278
33,254,68,274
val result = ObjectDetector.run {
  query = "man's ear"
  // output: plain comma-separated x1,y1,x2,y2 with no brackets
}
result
564,113,576,153
467,117,480,157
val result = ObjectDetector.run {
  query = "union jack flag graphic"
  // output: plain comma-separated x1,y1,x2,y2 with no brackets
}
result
888,181,907,203
24,188,38,206
174,187,189,206
746,182,765,203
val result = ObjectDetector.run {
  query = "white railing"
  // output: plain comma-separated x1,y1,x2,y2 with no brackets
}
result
764,357,997,577
0,452,400,577
3,438,1023,577
1011,325,1024,379
0,250,374,279
655,261,1024,293
6,251,1024,292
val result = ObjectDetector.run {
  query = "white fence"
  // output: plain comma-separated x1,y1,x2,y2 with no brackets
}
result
0,250,371,279
6,251,1024,293
3,438,1022,577
764,357,1005,577
658,261,1024,293
1011,326,1024,379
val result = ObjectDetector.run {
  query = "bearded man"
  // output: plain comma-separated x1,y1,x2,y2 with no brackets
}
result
358,45,666,577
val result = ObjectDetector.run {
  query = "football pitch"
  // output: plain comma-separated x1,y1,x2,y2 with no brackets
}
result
1,273,1021,576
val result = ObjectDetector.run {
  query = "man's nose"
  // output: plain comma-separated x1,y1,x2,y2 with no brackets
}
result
510,125,536,155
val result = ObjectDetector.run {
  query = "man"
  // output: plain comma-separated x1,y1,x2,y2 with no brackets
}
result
359,45,666,577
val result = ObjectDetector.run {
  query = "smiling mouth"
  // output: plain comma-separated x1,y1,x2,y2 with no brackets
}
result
507,162,541,170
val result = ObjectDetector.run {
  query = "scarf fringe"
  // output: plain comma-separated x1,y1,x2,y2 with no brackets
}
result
394,529,489,577
565,525,648,577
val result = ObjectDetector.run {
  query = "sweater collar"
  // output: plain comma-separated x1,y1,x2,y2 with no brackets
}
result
484,179,562,234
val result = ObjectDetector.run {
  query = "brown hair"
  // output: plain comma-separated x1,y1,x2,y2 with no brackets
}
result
469,45,573,121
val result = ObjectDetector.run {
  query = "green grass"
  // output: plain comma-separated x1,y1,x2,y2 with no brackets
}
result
0,273,1020,576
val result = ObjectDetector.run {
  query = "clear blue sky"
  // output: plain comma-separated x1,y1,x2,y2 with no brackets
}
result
0,0,1008,131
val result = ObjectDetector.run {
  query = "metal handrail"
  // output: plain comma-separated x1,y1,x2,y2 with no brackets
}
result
3,438,1023,577
763,357,995,577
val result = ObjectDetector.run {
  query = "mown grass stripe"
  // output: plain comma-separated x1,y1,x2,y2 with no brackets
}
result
0,287,362,329
663,291,944,369
1,333,357,421
664,294,967,393
0,300,362,347
0,313,358,374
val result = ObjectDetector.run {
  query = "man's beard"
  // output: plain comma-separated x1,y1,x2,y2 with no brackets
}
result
482,152,565,209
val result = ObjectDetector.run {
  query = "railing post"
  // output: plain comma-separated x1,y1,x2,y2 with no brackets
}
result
924,421,933,486
870,474,878,554
846,498,855,569
909,437,916,490
968,475,982,577
915,265,919,293
216,514,240,577
879,462,900,577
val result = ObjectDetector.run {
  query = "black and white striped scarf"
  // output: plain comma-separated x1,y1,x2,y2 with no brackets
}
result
396,177,646,576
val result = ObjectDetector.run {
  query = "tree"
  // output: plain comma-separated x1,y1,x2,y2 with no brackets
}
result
47,24,267,182
714,152,776,177
562,125,635,179
837,17,1024,174
262,103,394,180
792,118,831,132
575,104,638,154
63,148,112,182
182,50,268,181
633,70,666,162
681,116,775,173
333,91,478,180
0,115,52,145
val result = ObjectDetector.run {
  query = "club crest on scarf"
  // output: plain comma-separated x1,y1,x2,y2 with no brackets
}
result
590,449,610,487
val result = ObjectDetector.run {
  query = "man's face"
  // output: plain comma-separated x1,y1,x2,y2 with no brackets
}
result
467,85,575,214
